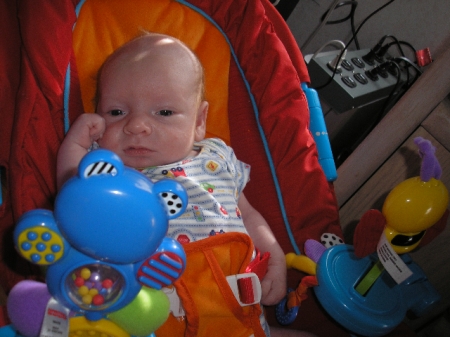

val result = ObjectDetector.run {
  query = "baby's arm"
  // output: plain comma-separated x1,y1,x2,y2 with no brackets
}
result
57,113,105,189
238,193,287,306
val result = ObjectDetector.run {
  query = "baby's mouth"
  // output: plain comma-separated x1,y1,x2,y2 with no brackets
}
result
124,147,154,155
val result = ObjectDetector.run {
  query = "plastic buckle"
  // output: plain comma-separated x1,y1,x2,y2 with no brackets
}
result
162,286,185,317
226,272,261,306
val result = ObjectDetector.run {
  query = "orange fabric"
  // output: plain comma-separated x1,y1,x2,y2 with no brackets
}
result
156,233,266,337
287,275,318,309
73,0,231,143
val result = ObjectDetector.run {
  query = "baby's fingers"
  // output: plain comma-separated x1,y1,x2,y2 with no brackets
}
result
87,116,106,140
260,278,285,306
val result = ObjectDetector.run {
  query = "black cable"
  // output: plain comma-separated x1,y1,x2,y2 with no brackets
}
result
351,57,422,152
397,41,416,53
348,60,402,152
393,56,422,88
377,43,420,90
362,35,403,65
321,1,357,24
375,61,403,122
380,35,405,56
376,57,421,121
394,57,422,74
380,40,417,59
375,39,420,86
312,0,396,90
373,35,407,60
321,1,360,49
349,4,359,50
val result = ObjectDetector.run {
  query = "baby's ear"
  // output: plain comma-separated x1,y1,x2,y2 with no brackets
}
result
195,101,209,141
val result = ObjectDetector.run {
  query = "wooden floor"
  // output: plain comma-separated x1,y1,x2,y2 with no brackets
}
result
417,307,450,337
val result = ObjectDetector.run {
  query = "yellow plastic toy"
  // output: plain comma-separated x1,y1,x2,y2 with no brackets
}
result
383,176,448,253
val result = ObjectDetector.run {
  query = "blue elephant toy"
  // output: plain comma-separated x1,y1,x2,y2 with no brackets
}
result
5,149,188,337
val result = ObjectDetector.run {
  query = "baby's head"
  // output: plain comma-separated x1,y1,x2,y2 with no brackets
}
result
95,32,209,169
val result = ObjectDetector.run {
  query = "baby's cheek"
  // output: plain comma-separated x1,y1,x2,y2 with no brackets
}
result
97,131,117,150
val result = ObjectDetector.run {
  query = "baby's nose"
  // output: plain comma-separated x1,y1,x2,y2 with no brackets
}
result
124,115,152,135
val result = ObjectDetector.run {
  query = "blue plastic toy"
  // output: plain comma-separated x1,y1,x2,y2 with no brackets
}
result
302,83,337,182
278,137,448,336
314,245,440,336
313,138,448,336
6,149,188,337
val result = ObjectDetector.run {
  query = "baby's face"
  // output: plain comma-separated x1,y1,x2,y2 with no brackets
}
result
96,37,207,169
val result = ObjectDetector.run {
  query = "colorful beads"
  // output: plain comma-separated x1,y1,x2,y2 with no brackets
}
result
92,294,105,306
80,268,91,280
102,279,113,289
78,285,89,296
69,265,121,308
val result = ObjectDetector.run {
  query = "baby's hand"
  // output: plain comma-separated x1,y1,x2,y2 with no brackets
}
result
57,113,106,189
66,113,105,149
260,255,287,306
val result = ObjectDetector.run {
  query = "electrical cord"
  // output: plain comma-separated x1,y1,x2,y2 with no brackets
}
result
311,40,346,59
302,0,342,50
312,0,397,91
373,38,420,87
347,2,359,50
321,1,358,24
310,40,347,72
362,35,404,66
393,56,422,88
394,56,423,75
334,60,402,164
373,57,421,122
379,40,417,59
379,35,405,56
374,61,403,122
347,57,421,156
321,1,360,49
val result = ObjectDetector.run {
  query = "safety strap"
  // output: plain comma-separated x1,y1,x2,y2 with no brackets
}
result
234,251,270,305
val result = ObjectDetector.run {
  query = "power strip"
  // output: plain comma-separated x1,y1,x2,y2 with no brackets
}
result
305,49,406,113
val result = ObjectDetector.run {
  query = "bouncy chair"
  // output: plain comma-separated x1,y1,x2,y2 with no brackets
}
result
1,0,448,336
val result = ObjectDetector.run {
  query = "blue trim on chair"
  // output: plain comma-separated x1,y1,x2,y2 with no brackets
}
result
63,64,71,134
176,0,301,255
63,0,88,134
75,0,87,17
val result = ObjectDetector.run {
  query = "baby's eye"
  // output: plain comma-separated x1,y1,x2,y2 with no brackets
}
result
109,109,125,116
157,110,174,116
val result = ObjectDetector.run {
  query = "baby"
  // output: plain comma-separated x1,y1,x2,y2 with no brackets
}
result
57,33,314,337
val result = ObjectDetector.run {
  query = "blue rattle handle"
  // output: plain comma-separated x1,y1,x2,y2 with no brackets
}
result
302,83,337,182
275,288,300,325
